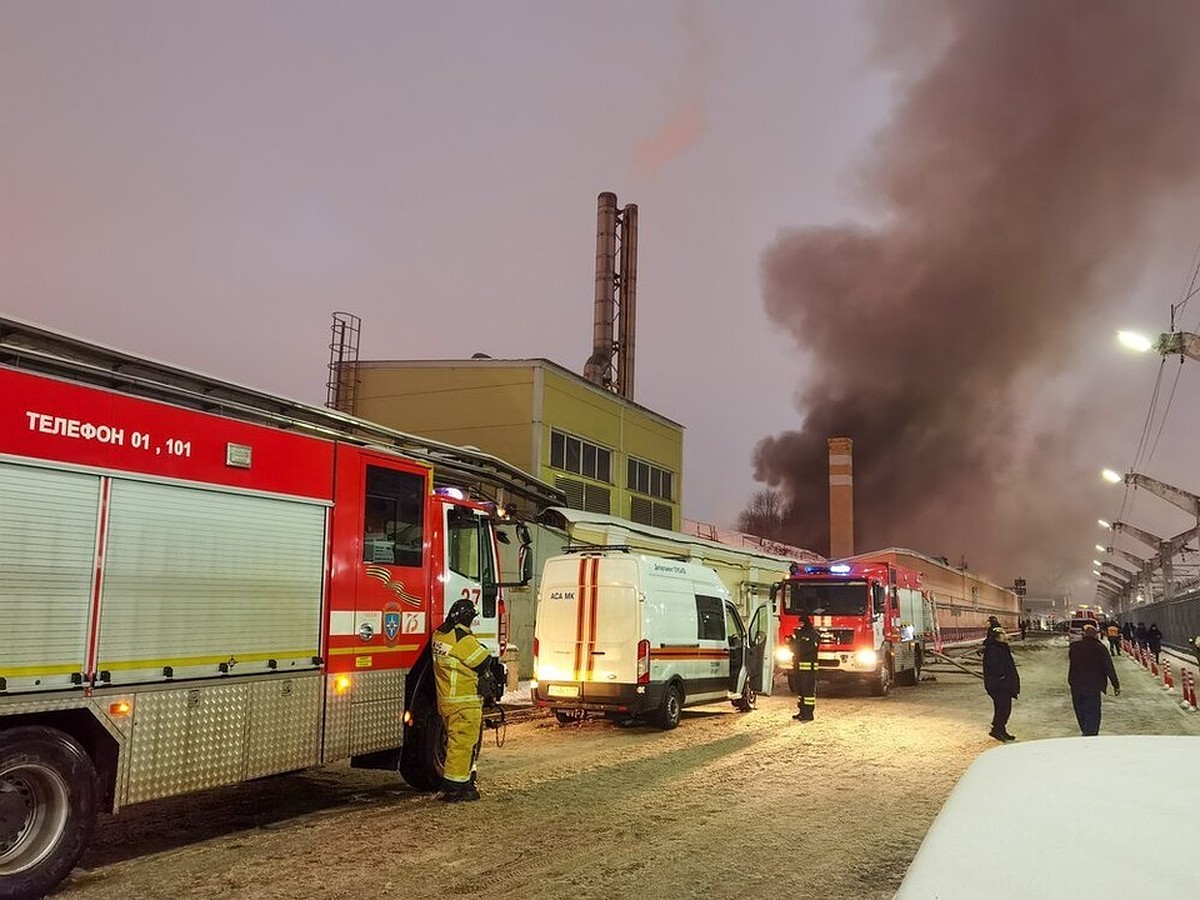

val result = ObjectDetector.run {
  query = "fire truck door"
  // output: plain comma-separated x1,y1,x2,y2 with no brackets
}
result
442,505,499,655
357,464,427,646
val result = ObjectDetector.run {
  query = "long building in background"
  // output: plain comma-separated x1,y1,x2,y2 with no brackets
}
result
843,547,1020,641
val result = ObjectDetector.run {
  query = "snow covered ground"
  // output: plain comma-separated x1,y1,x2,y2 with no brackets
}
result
56,637,1200,900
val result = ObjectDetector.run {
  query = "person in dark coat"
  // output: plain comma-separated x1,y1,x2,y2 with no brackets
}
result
1135,622,1148,650
1067,624,1120,736
982,625,1019,742
1122,621,1135,644
787,615,820,722
1147,624,1163,664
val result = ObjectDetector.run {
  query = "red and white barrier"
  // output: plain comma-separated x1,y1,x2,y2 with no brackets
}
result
1180,669,1198,712
1162,660,1174,691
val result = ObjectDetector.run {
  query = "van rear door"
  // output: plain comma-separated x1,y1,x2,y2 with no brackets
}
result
536,556,640,690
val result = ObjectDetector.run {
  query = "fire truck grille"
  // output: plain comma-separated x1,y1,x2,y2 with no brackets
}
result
817,629,855,646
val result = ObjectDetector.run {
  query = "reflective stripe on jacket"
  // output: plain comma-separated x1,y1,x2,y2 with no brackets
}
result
433,624,491,707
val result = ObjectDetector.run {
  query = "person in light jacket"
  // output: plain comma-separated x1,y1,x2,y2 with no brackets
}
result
982,626,1019,742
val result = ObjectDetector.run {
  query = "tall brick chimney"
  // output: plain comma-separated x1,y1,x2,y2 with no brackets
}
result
828,437,854,559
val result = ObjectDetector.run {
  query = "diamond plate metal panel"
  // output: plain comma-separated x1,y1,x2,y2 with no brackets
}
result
350,698,403,756
352,669,406,704
244,675,322,779
322,677,351,763
126,682,249,804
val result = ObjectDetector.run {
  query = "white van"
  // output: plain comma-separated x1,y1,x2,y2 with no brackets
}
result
531,548,771,728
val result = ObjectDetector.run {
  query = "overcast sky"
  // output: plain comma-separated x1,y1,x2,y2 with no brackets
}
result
4,1,1198,600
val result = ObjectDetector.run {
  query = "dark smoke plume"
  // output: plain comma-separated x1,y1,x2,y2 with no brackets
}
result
749,1,1200,589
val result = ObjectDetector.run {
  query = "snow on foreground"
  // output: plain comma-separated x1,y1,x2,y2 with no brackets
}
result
897,735,1200,899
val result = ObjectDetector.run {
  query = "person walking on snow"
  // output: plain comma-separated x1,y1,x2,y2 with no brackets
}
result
982,625,1019,742
1067,624,1120,736
1147,624,1163,664
1105,621,1121,656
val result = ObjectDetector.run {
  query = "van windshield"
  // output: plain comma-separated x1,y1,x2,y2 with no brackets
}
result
784,581,868,617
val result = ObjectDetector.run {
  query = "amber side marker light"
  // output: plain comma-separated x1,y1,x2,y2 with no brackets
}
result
334,674,353,695
109,701,132,716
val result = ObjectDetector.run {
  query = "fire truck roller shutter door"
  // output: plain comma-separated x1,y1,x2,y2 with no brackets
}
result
98,479,326,685
0,462,100,693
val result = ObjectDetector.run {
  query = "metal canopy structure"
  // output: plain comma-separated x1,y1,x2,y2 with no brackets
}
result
0,315,566,512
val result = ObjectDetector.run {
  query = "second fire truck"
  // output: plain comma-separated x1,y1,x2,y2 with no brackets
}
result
771,561,930,696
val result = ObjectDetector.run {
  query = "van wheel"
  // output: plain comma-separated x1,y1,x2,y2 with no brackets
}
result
0,726,98,900
870,658,892,697
554,710,586,725
657,684,683,730
732,681,756,712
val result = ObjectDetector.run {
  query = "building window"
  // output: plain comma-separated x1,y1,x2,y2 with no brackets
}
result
629,496,673,530
550,430,611,483
627,457,673,501
556,477,611,515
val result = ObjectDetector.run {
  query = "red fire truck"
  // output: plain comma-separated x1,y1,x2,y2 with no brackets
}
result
770,562,930,696
0,321,550,899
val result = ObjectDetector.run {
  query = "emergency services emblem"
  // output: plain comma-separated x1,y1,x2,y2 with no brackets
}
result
365,566,423,608
383,603,401,644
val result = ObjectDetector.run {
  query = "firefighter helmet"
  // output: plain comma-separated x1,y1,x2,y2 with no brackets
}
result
445,598,477,629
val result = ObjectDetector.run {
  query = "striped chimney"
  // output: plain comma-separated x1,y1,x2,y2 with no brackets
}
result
828,437,854,559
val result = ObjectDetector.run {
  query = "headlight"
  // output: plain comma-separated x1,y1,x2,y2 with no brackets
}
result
855,649,878,667
775,646,795,665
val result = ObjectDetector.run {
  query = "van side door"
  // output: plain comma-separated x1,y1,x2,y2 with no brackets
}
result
746,602,770,693
725,601,748,694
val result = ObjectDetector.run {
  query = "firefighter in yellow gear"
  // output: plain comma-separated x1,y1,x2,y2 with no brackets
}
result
432,598,494,802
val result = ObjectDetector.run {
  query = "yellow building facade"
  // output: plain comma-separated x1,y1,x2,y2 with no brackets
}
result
351,358,683,529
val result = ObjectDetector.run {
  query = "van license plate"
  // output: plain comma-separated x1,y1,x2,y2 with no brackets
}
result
547,684,579,698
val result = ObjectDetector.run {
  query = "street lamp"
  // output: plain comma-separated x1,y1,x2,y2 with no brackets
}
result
1115,327,1200,362
1094,544,1107,553
1118,330,1154,352
1101,469,1123,484
1098,519,1112,529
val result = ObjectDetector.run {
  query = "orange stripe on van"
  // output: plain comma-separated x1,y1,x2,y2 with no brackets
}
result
573,557,588,680
649,648,730,661
584,556,600,679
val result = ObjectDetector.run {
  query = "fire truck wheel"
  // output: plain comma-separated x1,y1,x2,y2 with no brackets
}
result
870,658,892,697
898,649,922,687
732,680,756,712
0,726,97,900
657,683,683,730
399,714,445,792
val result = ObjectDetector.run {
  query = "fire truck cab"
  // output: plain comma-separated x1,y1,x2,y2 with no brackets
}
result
771,562,928,696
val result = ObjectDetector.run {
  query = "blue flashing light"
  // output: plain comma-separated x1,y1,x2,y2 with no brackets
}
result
829,563,852,574
435,487,466,500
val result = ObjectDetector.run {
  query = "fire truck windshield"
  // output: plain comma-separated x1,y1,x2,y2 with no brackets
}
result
784,581,868,617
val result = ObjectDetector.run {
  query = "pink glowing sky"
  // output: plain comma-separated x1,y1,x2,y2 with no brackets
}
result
4,1,1197,597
